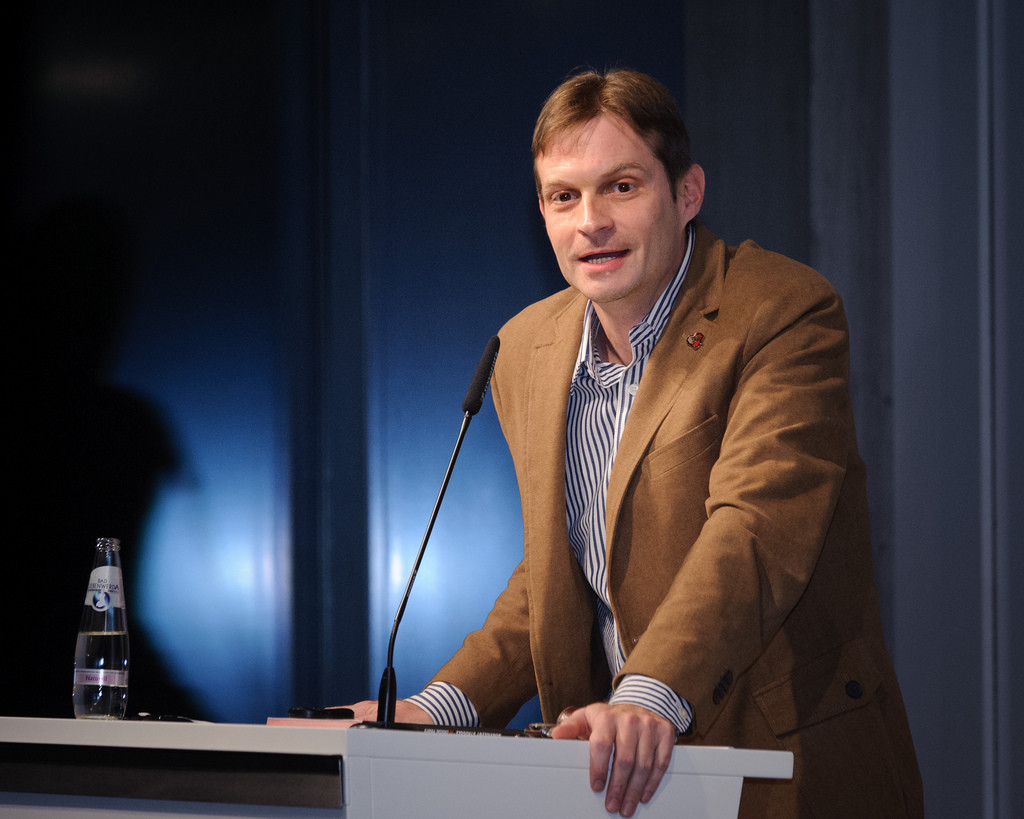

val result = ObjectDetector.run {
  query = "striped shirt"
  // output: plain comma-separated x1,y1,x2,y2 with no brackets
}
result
565,222,695,734
410,224,695,731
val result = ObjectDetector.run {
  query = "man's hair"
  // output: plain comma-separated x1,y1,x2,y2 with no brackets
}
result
532,68,693,194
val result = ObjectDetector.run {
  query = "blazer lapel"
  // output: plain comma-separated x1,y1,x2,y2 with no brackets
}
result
605,224,725,565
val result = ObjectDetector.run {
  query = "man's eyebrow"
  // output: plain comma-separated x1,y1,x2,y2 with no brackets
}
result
602,161,648,178
539,162,650,194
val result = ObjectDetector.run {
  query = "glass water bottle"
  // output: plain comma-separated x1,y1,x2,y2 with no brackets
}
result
73,537,130,719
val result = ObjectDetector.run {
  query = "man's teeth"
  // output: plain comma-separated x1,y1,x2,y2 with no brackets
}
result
584,253,621,263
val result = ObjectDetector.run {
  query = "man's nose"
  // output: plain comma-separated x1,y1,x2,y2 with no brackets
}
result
579,194,612,235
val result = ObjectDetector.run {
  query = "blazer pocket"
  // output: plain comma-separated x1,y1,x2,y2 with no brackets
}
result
752,637,881,736
642,414,723,480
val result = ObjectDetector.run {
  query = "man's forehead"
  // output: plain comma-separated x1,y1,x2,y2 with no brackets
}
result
540,114,636,155
535,116,658,183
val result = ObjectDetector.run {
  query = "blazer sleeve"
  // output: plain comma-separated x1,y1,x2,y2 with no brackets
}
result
427,558,539,728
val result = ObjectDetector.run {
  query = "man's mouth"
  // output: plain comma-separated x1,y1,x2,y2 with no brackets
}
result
580,250,629,264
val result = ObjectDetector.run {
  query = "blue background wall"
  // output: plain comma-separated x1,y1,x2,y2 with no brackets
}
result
8,1,1021,816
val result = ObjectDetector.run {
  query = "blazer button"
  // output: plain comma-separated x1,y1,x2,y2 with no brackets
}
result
845,680,863,699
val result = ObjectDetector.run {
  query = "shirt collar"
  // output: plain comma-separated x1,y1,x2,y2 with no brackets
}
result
572,222,695,382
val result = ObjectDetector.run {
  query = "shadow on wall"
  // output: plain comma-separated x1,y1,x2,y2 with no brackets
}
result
9,198,208,720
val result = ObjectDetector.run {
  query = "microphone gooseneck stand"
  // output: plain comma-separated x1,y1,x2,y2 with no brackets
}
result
375,335,500,727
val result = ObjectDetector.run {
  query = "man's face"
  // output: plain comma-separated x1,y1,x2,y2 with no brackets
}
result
536,114,703,328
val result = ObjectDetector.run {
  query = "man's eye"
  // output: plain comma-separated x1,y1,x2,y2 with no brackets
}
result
552,191,575,203
614,182,635,193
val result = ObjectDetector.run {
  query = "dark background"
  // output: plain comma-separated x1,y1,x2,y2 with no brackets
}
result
7,1,1021,817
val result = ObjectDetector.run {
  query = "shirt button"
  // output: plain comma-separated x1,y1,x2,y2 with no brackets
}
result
627,384,638,395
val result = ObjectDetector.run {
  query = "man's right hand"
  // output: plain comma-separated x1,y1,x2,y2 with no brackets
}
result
342,699,433,724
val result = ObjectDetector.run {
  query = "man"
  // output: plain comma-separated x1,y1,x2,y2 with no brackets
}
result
347,68,922,818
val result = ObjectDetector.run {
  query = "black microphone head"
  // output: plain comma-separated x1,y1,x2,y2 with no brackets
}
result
462,335,500,416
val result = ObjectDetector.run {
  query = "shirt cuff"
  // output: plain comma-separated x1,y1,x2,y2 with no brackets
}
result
609,674,693,735
406,682,480,727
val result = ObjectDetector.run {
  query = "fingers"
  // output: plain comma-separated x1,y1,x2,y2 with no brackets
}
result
344,700,381,721
340,699,432,724
549,706,587,740
605,714,674,817
549,703,675,818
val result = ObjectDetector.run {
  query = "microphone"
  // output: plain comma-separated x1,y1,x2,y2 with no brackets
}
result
375,335,500,726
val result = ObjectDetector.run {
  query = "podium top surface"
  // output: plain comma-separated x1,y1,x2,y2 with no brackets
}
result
0,716,351,756
0,716,793,780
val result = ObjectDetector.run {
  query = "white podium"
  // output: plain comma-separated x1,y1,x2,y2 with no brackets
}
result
0,716,791,818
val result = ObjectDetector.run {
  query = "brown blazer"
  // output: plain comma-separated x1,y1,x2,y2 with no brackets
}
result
432,224,923,817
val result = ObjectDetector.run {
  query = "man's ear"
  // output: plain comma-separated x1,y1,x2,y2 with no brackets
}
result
677,163,705,225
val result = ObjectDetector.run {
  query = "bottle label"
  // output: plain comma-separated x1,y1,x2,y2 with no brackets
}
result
74,668,127,686
84,566,124,611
